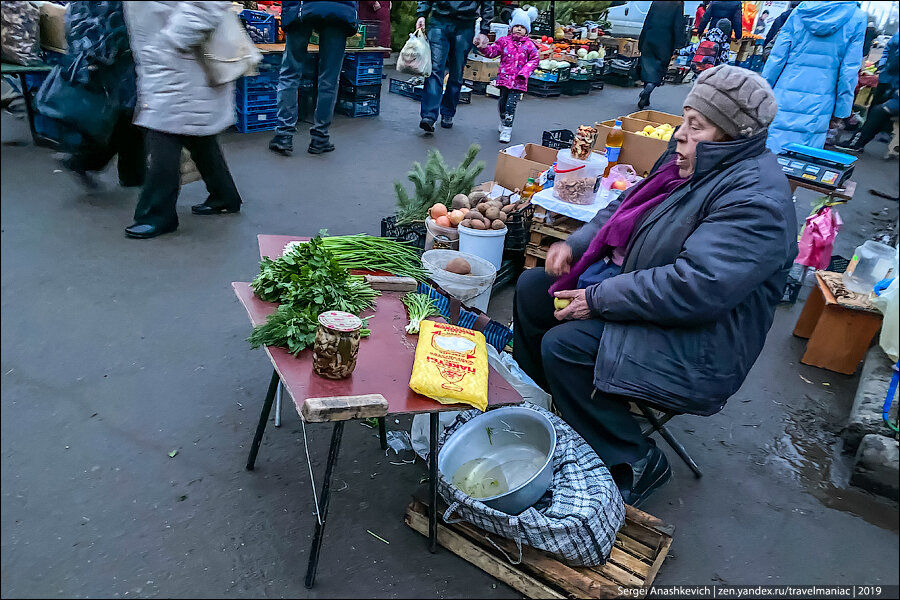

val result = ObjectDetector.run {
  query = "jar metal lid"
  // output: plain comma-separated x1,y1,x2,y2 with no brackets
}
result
317,311,363,332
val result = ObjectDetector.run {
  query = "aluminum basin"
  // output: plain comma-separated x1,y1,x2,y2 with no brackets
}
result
439,406,556,515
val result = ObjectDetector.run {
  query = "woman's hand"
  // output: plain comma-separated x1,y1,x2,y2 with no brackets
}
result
553,289,591,321
545,242,572,276
416,17,426,31
474,33,489,48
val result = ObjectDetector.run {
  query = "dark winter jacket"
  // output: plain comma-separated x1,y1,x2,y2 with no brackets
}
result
639,1,685,85
417,1,494,33
697,0,742,39
763,6,794,47
564,132,797,416
282,1,358,37
64,1,136,110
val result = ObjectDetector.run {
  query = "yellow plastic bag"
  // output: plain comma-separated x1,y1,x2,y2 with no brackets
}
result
409,320,489,411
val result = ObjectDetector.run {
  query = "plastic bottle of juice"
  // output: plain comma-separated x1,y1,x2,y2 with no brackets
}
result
603,119,625,178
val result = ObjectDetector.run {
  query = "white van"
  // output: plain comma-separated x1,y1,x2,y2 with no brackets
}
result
606,1,704,38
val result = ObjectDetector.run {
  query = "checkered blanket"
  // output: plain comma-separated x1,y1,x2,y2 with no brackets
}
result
438,403,625,566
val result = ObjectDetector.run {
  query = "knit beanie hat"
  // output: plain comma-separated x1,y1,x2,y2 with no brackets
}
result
683,65,777,139
715,17,732,37
510,6,538,34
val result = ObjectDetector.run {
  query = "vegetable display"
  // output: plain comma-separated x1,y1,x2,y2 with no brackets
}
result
394,144,485,225
249,236,378,355
402,292,441,334
320,234,430,281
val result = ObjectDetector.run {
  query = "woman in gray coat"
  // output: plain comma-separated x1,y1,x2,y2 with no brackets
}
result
513,66,796,507
123,1,242,239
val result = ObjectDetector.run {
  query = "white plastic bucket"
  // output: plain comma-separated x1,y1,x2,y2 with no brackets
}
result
458,224,507,271
425,216,459,251
422,250,497,313
553,149,607,205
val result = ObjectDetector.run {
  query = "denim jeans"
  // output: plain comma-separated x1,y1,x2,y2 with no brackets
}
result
420,19,474,123
276,22,347,142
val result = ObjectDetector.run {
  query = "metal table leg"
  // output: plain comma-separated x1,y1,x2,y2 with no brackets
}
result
274,381,283,427
245,369,280,471
428,412,439,553
305,421,345,589
378,416,387,451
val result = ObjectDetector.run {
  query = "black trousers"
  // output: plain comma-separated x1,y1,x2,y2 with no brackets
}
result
66,111,145,186
134,130,241,228
498,86,521,126
512,268,651,475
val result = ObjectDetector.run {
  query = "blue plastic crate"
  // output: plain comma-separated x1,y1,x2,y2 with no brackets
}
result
341,52,383,85
236,108,279,132
240,9,278,44
415,282,513,352
335,96,380,118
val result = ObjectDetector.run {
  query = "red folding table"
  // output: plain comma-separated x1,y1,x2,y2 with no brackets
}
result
233,235,522,588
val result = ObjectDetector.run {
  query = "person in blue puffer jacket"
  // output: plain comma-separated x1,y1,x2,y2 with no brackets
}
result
762,1,866,153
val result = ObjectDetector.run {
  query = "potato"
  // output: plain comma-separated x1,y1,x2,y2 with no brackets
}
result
496,211,508,223
460,219,472,228
476,203,489,215
501,196,511,206
451,194,470,210
484,206,500,221
435,215,451,228
501,204,515,214
471,219,487,230
487,200,503,210
446,257,472,275
491,219,506,230
468,191,487,204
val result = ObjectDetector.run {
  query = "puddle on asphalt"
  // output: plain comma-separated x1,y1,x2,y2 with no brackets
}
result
764,403,899,533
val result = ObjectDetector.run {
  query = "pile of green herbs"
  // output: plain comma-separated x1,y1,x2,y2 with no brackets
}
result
248,236,378,356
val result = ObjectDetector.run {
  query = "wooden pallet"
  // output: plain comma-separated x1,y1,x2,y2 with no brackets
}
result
524,211,582,269
406,499,673,598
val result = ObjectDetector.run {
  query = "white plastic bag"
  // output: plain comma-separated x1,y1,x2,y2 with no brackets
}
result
398,30,432,78
871,245,899,361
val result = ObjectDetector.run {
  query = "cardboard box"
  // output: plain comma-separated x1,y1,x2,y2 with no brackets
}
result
597,36,640,58
594,120,670,177
493,143,558,192
627,110,684,127
464,58,499,83
39,2,67,52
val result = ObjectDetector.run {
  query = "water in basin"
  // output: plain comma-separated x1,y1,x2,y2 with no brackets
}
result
452,443,548,499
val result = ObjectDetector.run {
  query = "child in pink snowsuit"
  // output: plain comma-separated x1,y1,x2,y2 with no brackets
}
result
475,7,539,142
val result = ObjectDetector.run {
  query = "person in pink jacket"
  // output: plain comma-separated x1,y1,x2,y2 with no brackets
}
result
475,7,539,142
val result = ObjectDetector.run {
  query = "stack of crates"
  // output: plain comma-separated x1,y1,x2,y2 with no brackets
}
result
235,67,280,133
337,52,383,118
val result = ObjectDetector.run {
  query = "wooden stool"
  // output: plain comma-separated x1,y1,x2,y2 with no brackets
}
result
793,271,884,375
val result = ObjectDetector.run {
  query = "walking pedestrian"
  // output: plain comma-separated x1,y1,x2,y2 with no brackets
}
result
123,1,243,239
415,1,493,134
690,19,732,76
57,1,144,190
836,32,899,154
637,1,685,110
269,1,359,155
762,1,866,153
697,0,742,39
473,7,538,143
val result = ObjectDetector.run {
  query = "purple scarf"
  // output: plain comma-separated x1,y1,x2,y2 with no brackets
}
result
549,159,688,294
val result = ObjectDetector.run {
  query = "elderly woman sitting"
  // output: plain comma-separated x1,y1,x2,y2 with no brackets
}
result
513,66,797,506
